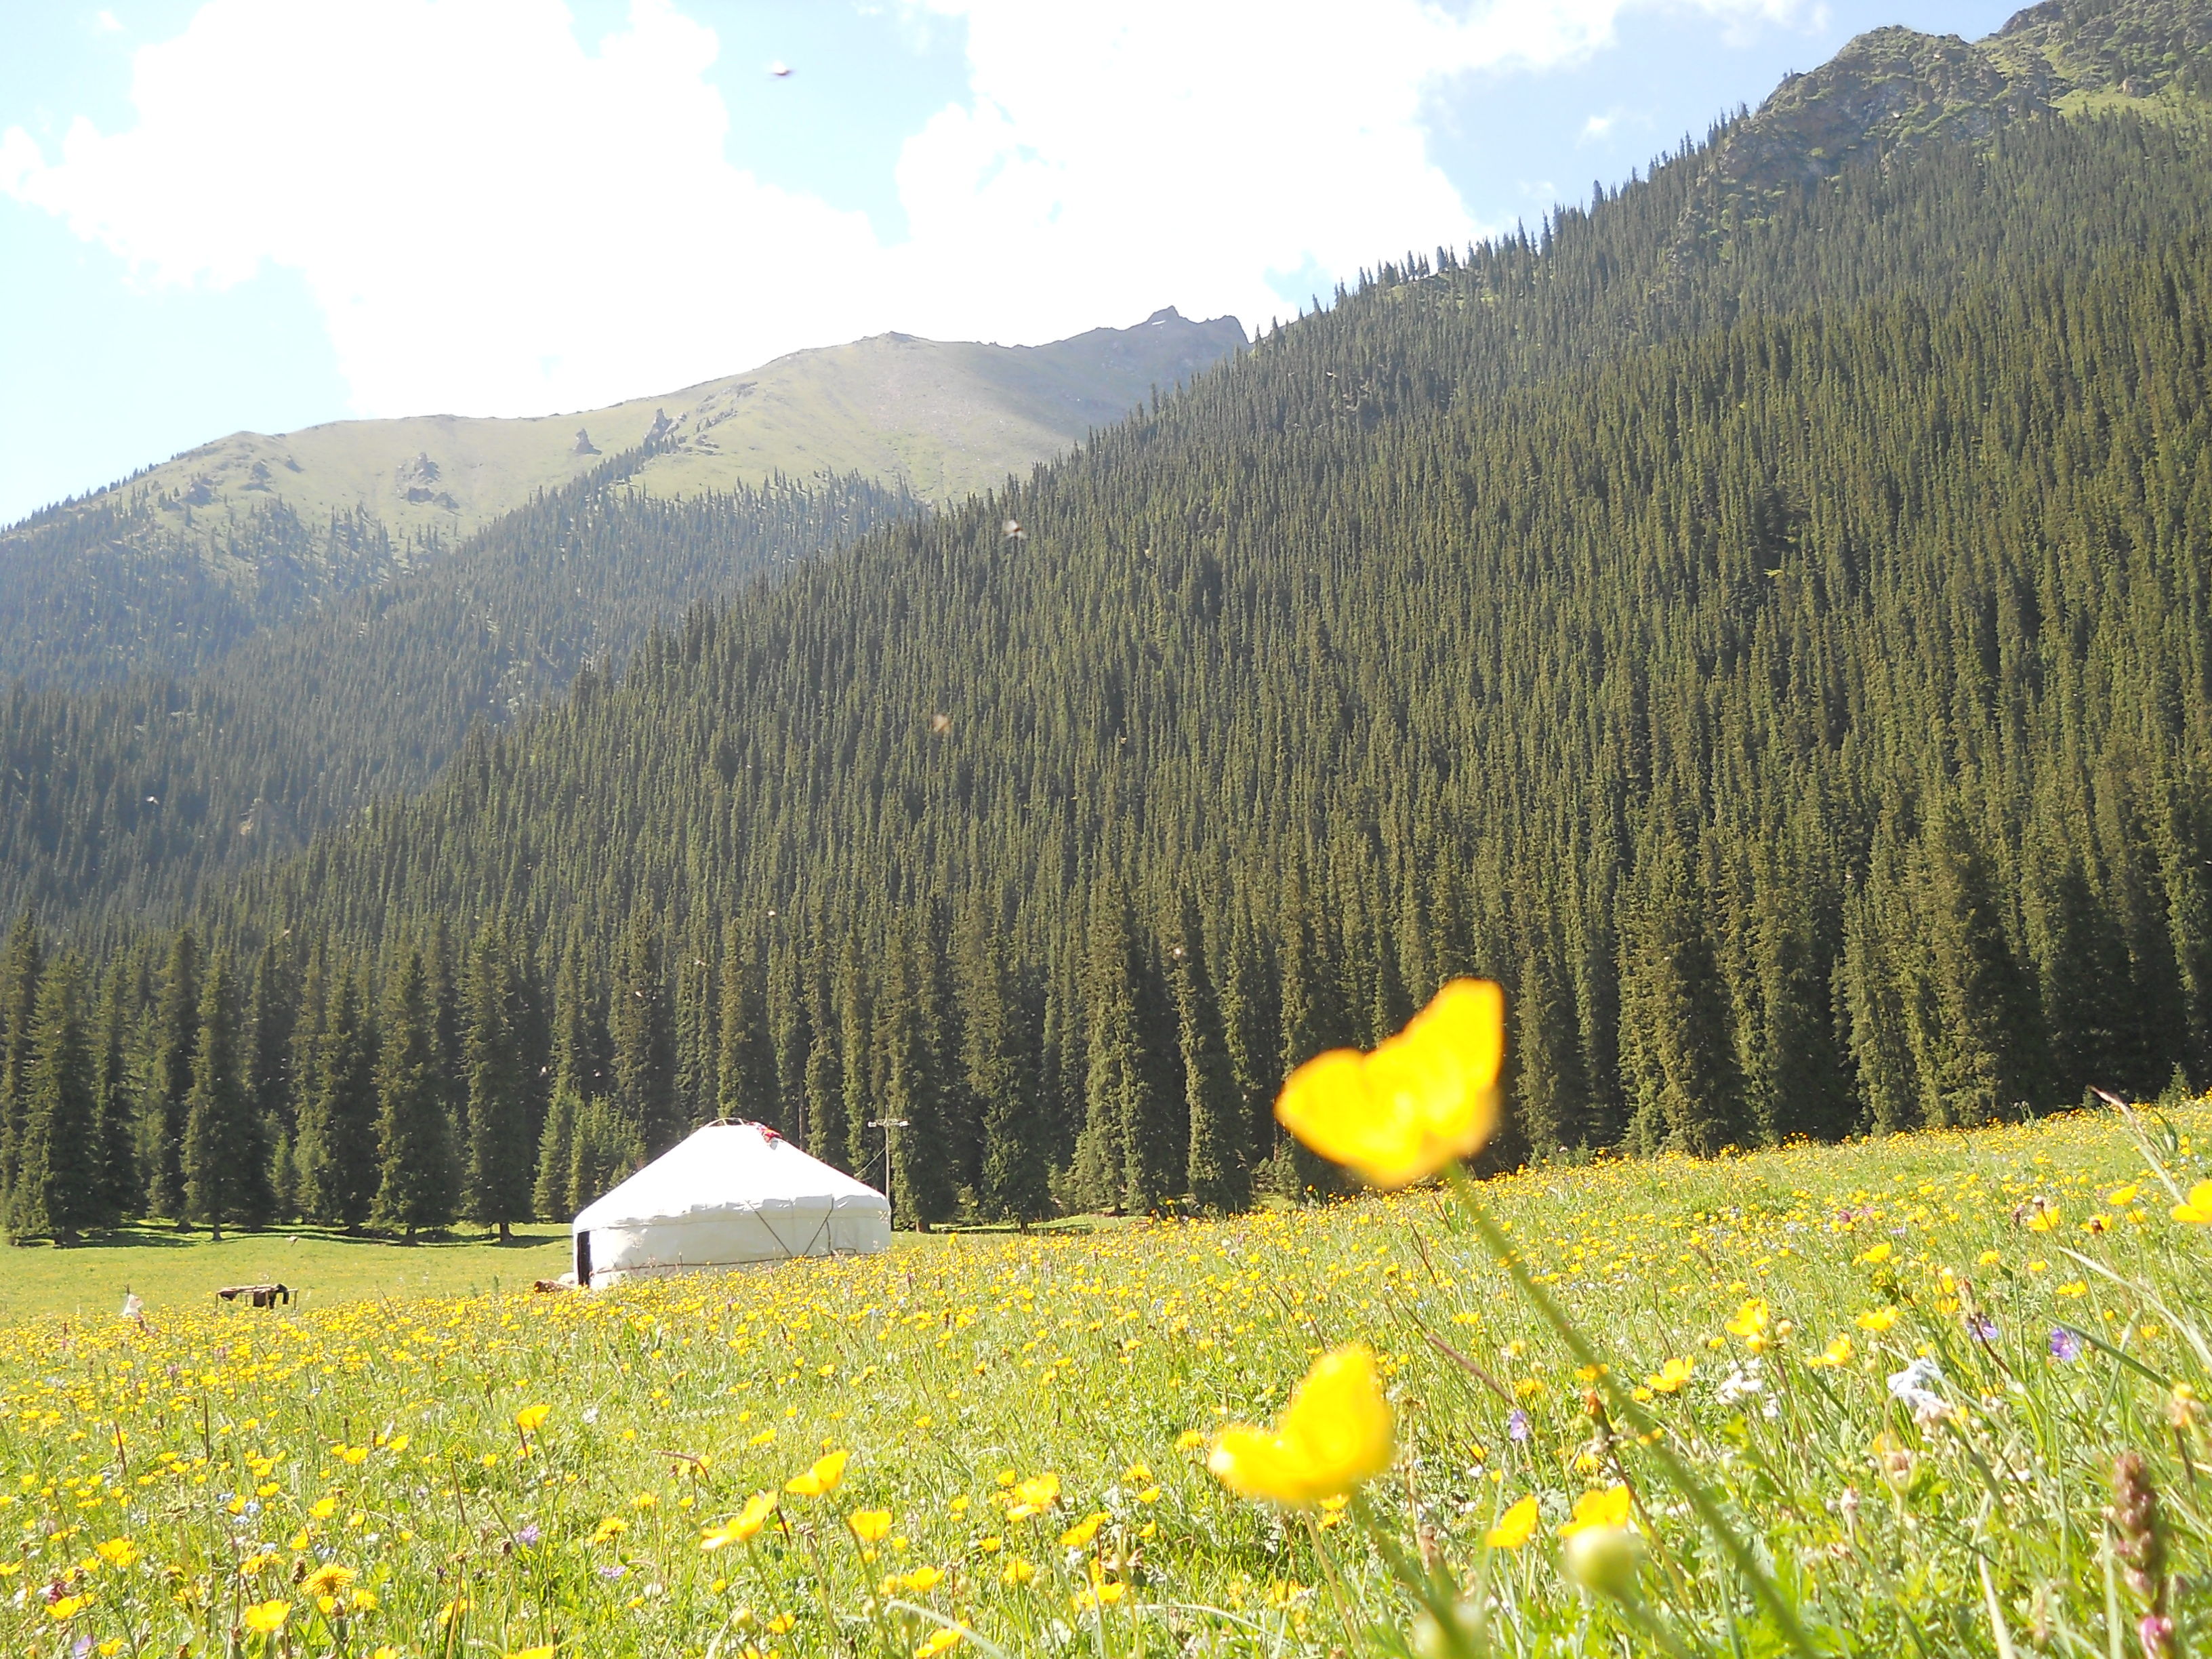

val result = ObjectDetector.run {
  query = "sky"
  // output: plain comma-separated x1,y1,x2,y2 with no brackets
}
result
0,0,2023,525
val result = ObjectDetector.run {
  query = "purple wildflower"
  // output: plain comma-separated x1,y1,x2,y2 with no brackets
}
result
1507,1408,1531,1443
598,1563,627,1580
516,1522,542,1547
1967,1313,1999,1343
2049,1327,2083,1362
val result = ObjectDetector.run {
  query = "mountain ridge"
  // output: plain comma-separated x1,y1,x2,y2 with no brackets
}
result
0,308,1242,695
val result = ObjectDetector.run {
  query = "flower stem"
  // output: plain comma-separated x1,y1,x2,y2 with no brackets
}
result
1446,1164,1826,1658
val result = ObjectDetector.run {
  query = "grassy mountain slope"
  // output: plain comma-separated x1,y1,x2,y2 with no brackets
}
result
0,310,1241,693
157,0,2212,1208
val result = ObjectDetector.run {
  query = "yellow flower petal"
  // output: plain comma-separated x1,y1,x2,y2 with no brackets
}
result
1207,1344,1395,1508
1558,1484,1634,1540
1275,980,1504,1188
785,1448,850,1496
1485,1494,1539,1550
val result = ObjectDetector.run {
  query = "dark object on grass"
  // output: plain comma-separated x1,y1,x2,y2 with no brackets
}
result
215,1282,291,1308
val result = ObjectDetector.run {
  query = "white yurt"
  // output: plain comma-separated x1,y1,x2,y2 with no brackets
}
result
570,1120,890,1288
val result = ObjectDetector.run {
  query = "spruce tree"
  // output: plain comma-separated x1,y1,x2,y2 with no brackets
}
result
245,939,296,1208
1620,848,1748,1158
1515,943,1591,1160
1215,914,1280,1169
0,912,43,1217
802,974,848,1172
181,955,253,1240
425,920,468,1157
611,918,678,1153
143,930,199,1222
768,936,811,1141
552,939,601,1099
674,937,718,1128
373,949,453,1240
1173,897,1243,1212
15,959,99,1243
834,935,874,1175
466,929,533,1241
880,930,954,1228
533,1084,579,1220
92,959,137,1227
958,908,1046,1223
1913,808,2051,1126
300,965,380,1229
716,922,773,1122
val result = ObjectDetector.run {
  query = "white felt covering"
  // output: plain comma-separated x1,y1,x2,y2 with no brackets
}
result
572,1121,889,1285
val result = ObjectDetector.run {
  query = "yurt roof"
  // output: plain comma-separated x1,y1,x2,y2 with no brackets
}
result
573,1121,886,1231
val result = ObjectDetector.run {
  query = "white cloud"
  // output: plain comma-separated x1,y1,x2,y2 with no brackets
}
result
3,0,1814,421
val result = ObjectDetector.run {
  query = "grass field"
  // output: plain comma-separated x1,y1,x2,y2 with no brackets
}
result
1,1103,2207,1658
0,1227,574,1327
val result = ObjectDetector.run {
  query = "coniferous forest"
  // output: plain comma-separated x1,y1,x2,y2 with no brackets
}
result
6,12,2212,1240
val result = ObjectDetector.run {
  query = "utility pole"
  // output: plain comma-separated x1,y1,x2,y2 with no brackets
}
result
867,1118,909,1231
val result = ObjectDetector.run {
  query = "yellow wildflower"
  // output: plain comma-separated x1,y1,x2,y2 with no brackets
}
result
243,1599,291,1635
1005,1472,1061,1519
2172,1181,2212,1224
1275,979,1505,1188
1207,1343,1395,1508
1854,1307,1900,1333
701,1490,779,1550
1059,1511,1109,1550
1855,1243,1893,1266
1645,1357,1694,1394
786,1449,849,1496
516,1404,551,1434
1558,1484,1635,1540
849,1509,893,1543
1726,1299,1771,1351
1485,1494,1539,1549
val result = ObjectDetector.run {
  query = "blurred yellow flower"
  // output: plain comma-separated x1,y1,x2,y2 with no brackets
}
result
2026,1206,2063,1233
849,1509,893,1543
701,1490,779,1550
2172,1181,2212,1224
1645,1357,1694,1394
1809,1336,1854,1368
1275,979,1505,1188
786,1449,849,1496
1726,1300,1772,1351
1059,1511,1109,1550
1855,1243,1893,1266
1486,1494,1539,1549
242,1599,291,1635
508,1647,557,1659
2107,1184,2140,1207
94,1538,138,1568
1558,1484,1634,1540
1207,1343,1395,1508
1005,1472,1060,1519
516,1404,551,1434
302,1563,356,1598
1855,1307,1900,1333
914,1626,968,1657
